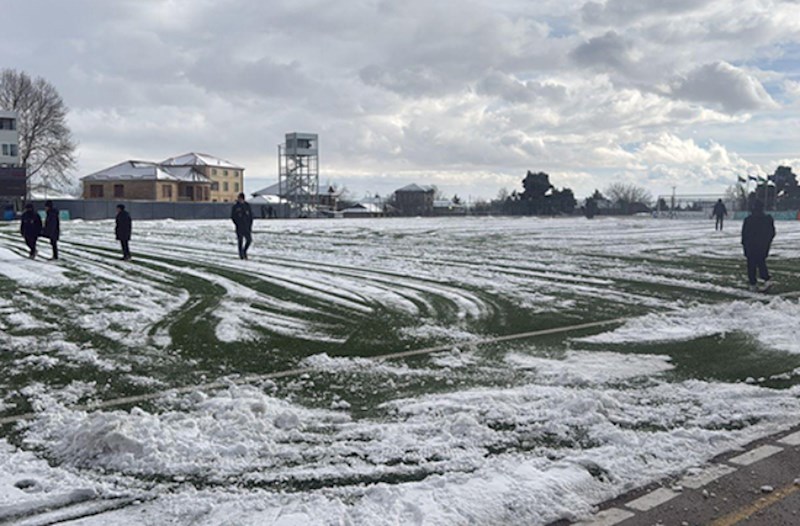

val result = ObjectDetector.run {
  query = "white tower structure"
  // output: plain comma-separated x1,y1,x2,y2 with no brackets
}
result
278,132,319,217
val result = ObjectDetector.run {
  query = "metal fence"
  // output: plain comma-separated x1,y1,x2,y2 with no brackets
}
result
25,200,289,220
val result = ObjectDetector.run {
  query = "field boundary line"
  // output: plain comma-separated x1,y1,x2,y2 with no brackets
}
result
0,317,628,426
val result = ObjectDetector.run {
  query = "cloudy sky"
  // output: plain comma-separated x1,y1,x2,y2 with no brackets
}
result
2,0,800,201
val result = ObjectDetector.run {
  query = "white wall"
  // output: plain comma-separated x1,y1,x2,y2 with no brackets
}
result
0,110,19,167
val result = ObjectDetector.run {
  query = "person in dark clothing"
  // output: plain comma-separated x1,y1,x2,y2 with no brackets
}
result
43,200,60,260
20,203,42,259
741,199,775,292
712,198,727,231
231,193,254,259
115,204,132,260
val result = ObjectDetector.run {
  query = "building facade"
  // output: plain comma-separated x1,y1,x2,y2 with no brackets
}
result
0,110,26,202
82,153,244,203
0,110,19,167
394,184,435,216
161,153,244,203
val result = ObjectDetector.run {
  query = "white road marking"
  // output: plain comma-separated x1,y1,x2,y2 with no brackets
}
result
777,430,800,446
728,444,784,466
625,487,678,511
679,464,738,489
576,507,635,526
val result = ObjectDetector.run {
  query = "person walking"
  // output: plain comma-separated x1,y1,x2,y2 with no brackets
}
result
741,199,775,292
712,198,727,231
231,192,254,259
43,200,60,260
20,203,42,259
115,204,132,260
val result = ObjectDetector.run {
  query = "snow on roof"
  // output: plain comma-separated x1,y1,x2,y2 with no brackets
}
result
253,181,343,198
341,202,382,214
81,160,211,183
29,185,77,200
252,182,282,196
161,152,244,170
250,194,285,204
396,183,433,193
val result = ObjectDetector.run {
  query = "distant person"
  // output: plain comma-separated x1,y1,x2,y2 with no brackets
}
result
43,200,60,260
741,199,775,292
115,204,132,260
712,198,727,231
19,203,42,259
231,192,253,259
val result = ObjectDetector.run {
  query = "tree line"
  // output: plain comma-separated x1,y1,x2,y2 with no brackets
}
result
469,171,653,217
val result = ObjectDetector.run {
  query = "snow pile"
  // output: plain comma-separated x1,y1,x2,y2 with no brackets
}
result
579,298,800,353
505,350,674,385
15,372,800,524
0,247,70,287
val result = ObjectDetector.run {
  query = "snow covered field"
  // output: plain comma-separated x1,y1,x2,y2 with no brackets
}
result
1,216,800,525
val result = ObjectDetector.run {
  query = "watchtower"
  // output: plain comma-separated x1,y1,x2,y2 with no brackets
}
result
278,133,319,217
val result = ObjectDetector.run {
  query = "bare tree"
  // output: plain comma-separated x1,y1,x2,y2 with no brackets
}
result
0,69,77,195
605,182,653,207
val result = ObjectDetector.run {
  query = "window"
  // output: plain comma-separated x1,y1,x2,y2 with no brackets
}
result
234,183,239,192
162,185,173,198
114,184,125,198
211,182,219,191
90,185,104,198
223,170,228,176
223,182,229,192
0,118,15,130
212,168,217,175
1,144,7,156
9,144,17,156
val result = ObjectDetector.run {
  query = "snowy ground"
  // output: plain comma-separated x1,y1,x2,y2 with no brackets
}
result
1,216,800,525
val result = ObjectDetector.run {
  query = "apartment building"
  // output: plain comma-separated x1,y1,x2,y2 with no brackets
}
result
0,110,25,201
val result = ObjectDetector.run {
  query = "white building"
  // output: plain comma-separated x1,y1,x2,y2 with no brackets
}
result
0,110,20,167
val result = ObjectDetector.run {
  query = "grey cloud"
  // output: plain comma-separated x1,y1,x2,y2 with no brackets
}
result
359,64,457,98
185,55,317,99
581,0,713,26
672,62,778,113
571,31,637,73
476,72,567,103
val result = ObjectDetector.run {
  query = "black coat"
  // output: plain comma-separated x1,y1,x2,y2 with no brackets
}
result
20,210,42,239
116,210,132,241
231,202,253,235
741,210,775,259
43,208,60,241
712,202,727,218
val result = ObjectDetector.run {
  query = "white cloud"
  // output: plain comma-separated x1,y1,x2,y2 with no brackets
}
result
671,61,778,113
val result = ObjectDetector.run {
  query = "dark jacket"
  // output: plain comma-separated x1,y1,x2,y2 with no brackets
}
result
20,210,43,239
231,201,253,235
116,210,132,241
712,201,727,218
741,210,775,259
43,208,60,241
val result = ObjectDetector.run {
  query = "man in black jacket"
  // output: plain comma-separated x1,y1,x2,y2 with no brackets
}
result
712,198,727,231
20,203,42,259
43,200,60,260
115,204,132,260
741,199,775,292
231,192,253,259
